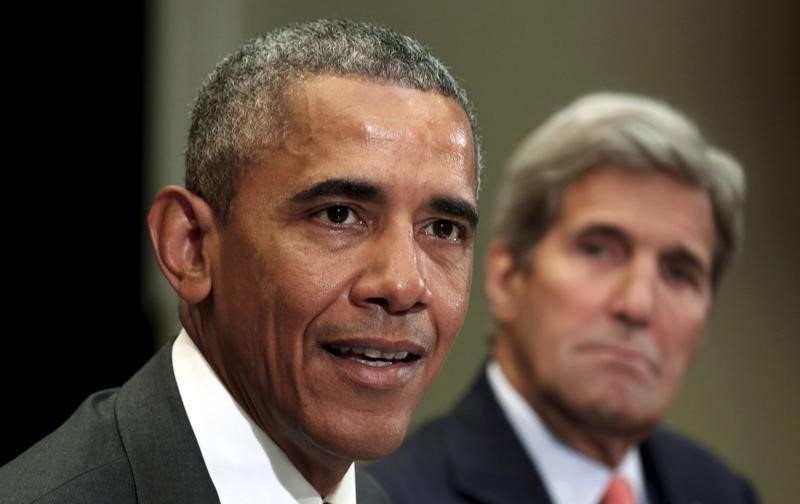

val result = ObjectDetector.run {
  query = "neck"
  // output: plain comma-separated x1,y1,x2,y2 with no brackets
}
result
493,337,646,468
532,398,637,467
265,421,351,497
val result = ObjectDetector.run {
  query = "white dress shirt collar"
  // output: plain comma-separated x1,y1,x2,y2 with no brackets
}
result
172,329,356,504
486,360,648,504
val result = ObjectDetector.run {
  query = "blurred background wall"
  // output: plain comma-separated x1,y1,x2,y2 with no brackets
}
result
6,1,797,502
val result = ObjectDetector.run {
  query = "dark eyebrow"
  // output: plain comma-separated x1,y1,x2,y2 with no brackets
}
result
290,178,384,203
429,196,479,229
663,246,709,277
580,223,710,276
291,178,478,228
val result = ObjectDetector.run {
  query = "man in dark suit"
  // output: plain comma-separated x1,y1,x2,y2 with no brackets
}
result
0,19,481,503
368,93,759,503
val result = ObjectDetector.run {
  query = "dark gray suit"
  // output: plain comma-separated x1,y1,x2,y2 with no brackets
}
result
0,343,389,504
367,371,758,504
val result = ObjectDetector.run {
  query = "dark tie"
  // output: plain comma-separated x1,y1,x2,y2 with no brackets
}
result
601,476,636,504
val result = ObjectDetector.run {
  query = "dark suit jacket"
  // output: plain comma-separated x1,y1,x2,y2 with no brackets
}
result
0,343,389,504
367,371,758,504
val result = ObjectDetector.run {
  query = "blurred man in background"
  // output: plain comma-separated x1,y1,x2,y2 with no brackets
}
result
369,93,758,504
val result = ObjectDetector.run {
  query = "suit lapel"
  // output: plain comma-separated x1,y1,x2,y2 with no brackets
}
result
116,343,220,504
444,373,553,503
356,468,392,504
641,431,682,504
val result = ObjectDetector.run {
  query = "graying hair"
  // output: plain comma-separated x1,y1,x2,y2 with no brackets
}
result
185,19,481,221
493,92,745,287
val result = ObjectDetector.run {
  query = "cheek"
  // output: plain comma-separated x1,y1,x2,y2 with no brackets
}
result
513,276,611,381
533,271,608,337
217,241,341,372
651,302,708,395
657,323,704,380
431,256,473,338
655,295,708,354
439,263,472,316
273,244,356,311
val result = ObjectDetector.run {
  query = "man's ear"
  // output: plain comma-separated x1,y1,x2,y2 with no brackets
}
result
147,186,218,304
484,240,524,326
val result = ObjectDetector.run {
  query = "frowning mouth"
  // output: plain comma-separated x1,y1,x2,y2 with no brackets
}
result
322,344,421,367
579,342,660,376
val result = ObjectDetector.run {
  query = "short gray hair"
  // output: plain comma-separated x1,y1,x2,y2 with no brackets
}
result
493,92,745,287
185,19,481,221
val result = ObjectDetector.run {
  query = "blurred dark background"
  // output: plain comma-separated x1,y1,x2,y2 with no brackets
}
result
3,2,797,502
2,1,153,466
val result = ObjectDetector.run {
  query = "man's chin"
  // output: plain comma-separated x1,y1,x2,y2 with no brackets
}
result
311,413,411,461
555,390,662,438
578,381,666,432
577,399,662,439
346,437,406,461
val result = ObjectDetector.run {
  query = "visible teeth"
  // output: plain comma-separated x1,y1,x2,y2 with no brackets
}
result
331,345,411,361
358,359,392,367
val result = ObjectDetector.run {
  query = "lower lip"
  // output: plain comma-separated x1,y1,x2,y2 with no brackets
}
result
580,344,657,377
323,351,422,390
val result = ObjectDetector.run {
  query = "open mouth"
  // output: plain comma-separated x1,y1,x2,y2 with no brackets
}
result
323,344,421,367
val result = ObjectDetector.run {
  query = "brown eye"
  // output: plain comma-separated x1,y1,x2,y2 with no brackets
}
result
425,220,461,241
580,242,607,257
315,205,359,225
662,262,698,287
326,206,351,224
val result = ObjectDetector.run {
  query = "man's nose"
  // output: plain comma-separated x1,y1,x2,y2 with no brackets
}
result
350,226,432,314
610,259,657,329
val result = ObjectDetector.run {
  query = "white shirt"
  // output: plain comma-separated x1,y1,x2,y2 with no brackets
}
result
172,329,356,504
486,361,649,504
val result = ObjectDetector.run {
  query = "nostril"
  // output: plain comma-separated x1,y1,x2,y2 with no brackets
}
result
365,297,426,315
614,311,649,330
405,301,426,314
365,297,390,310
